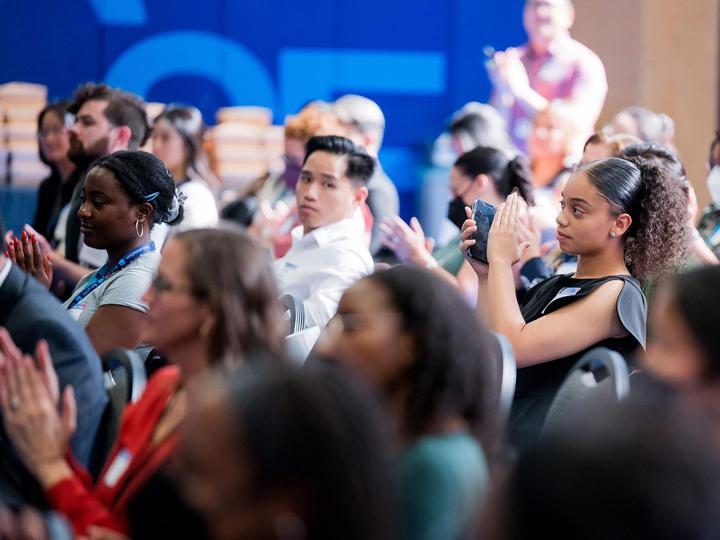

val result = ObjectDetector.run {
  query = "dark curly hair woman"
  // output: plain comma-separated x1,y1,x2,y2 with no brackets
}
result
316,265,494,540
461,155,692,450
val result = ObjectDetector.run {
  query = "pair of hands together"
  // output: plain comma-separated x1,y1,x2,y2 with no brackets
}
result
460,192,536,276
0,328,75,484
4,226,53,290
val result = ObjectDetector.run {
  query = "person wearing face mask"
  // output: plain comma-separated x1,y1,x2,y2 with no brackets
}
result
381,146,534,301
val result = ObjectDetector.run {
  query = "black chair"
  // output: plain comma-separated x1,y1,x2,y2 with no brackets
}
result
280,294,305,334
542,347,630,438
88,349,148,479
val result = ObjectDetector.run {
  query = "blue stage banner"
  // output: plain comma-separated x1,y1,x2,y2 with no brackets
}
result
0,0,526,219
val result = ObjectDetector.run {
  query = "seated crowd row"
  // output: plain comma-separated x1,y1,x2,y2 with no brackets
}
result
1,78,720,539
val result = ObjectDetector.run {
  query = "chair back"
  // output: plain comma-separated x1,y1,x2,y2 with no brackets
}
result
88,349,148,479
280,294,305,334
542,347,630,437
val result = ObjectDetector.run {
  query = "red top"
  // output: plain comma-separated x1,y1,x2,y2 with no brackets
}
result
45,366,181,535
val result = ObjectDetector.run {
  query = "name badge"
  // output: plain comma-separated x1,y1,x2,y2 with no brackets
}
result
103,448,132,488
68,303,85,321
542,287,581,314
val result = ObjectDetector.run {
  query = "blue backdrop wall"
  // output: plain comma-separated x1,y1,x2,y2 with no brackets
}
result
1,0,526,223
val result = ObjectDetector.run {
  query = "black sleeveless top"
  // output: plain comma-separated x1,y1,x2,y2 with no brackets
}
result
509,273,647,450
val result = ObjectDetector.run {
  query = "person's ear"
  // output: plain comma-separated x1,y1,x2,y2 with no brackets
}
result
612,213,632,238
110,125,132,151
472,173,489,191
136,202,154,224
353,185,369,205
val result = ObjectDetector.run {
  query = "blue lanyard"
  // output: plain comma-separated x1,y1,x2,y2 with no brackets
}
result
67,242,156,310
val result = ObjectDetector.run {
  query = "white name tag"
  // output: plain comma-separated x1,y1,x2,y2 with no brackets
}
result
68,304,85,321
542,287,582,314
103,448,132,488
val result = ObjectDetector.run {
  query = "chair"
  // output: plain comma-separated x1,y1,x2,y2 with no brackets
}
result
541,347,630,437
280,294,306,334
489,332,517,442
286,326,322,365
88,349,148,479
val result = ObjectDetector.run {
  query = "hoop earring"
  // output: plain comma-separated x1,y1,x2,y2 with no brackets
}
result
135,220,144,238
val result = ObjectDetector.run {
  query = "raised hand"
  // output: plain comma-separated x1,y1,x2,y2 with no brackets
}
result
6,231,53,289
380,216,436,267
459,206,489,277
487,193,531,266
0,329,75,478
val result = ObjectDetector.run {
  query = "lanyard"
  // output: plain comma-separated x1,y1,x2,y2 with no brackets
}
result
67,241,156,310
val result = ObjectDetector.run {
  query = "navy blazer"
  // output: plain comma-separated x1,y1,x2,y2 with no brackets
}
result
0,264,107,507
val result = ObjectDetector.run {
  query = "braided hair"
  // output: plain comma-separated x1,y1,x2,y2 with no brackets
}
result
89,151,184,227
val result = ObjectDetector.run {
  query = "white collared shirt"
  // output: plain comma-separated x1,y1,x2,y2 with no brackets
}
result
0,259,11,288
273,213,373,329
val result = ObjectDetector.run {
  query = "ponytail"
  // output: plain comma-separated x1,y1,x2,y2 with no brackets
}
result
623,156,691,280
454,147,535,205
499,156,535,206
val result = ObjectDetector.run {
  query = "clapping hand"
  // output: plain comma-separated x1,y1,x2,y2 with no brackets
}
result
487,193,531,266
5,230,53,290
380,216,436,266
0,328,75,481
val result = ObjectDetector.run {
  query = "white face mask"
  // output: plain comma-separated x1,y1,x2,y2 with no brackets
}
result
707,165,720,204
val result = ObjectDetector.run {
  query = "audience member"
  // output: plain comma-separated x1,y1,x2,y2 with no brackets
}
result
31,102,77,243
9,151,183,355
381,147,534,300
179,361,395,540
0,215,106,507
334,94,400,255
488,0,607,155
605,105,676,147
0,227,286,536
461,156,692,449
274,135,375,329
581,131,643,164
15,83,153,297
447,103,519,159
316,266,492,540
645,265,720,389
244,103,347,257
492,398,720,540
151,104,219,232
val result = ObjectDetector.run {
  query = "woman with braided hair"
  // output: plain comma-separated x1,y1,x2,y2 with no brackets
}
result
8,150,184,355
461,154,692,449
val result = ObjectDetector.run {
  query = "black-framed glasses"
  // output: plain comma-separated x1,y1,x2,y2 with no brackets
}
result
152,273,205,298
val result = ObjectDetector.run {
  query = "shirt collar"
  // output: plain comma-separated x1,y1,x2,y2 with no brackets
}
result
291,211,365,248
0,259,11,289
526,33,571,59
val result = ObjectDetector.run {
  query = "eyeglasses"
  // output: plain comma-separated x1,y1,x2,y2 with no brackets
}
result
152,273,205,298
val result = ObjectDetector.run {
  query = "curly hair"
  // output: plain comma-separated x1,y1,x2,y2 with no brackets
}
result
580,156,691,281
90,150,184,227
284,103,344,142
364,266,494,441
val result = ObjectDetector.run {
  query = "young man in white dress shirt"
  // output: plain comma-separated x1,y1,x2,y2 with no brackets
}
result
274,135,375,328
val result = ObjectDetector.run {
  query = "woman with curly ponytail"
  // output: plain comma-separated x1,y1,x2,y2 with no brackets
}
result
461,155,691,449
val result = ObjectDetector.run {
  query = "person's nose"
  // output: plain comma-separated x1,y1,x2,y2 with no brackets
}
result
78,201,91,218
556,207,569,228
